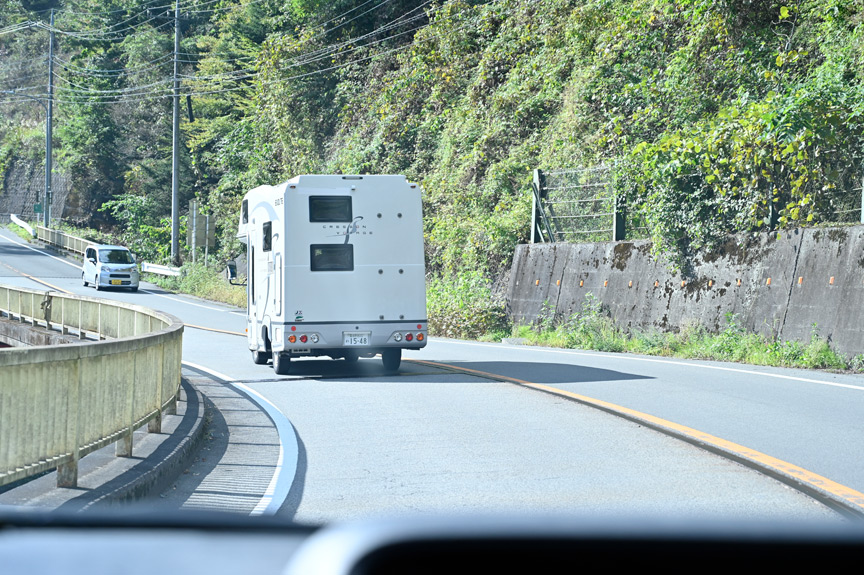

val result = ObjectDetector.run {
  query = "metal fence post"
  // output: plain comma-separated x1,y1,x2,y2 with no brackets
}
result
613,193,626,241
531,169,554,243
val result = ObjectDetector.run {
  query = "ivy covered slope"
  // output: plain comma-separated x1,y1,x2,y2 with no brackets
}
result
2,1,864,283
250,0,864,278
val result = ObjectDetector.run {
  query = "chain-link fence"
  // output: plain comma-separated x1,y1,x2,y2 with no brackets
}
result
531,165,864,244
530,166,624,243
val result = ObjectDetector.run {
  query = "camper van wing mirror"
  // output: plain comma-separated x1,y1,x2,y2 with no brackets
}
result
225,261,246,286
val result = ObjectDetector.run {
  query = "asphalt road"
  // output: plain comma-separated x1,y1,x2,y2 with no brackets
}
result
3,227,863,523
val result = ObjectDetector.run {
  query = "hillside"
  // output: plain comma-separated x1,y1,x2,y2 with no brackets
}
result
2,0,864,281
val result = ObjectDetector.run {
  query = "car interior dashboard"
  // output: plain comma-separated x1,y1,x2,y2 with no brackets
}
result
1,511,863,574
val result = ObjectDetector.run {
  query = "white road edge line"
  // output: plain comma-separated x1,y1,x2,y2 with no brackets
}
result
434,338,864,392
138,289,233,312
0,230,81,269
182,361,299,516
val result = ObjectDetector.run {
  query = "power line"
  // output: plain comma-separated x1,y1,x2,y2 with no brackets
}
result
47,1,494,106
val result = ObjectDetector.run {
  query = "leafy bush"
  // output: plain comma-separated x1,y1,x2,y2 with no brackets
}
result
147,262,246,309
427,270,509,340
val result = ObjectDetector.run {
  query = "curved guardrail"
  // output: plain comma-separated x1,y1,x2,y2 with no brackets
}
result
0,284,183,488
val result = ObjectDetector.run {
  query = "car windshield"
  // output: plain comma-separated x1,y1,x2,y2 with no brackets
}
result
99,249,134,264
3,0,864,562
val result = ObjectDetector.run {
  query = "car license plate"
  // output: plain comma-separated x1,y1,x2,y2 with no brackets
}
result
343,332,370,346
110,279,122,285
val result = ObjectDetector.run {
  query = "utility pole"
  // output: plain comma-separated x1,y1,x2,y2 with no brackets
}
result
44,9,54,227
170,0,181,264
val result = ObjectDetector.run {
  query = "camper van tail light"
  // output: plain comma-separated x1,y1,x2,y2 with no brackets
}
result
416,333,424,342
310,334,320,344
405,333,413,342
393,333,403,342
300,334,308,343
288,335,297,344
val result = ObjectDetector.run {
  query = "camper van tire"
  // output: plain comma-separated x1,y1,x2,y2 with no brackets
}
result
273,352,291,375
252,349,271,365
382,348,401,372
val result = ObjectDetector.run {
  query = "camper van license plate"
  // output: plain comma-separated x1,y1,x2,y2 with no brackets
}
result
343,332,371,346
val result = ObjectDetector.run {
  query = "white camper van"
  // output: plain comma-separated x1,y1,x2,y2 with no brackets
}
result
237,175,428,374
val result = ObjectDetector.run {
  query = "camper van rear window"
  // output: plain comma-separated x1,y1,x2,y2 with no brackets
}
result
310,244,354,271
309,196,352,222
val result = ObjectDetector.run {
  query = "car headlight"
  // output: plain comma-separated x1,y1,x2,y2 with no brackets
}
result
101,266,110,273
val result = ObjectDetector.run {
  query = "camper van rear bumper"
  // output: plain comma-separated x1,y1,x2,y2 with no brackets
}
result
272,320,428,353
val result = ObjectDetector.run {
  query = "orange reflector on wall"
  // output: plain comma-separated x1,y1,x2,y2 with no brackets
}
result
603,280,608,287
579,280,584,287
535,279,540,286
798,277,803,285
830,276,835,285
766,278,771,286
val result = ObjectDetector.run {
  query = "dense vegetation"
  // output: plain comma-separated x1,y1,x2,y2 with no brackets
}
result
2,0,864,337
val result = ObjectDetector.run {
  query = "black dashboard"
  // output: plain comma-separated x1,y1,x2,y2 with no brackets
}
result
2,511,863,574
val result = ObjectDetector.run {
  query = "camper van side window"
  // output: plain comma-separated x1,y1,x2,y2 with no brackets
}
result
309,196,352,222
262,222,272,252
310,244,354,271
241,200,248,224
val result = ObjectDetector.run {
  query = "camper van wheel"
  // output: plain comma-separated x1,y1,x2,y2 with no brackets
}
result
382,348,401,372
273,352,291,375
252,349,271,365
343,350,359,363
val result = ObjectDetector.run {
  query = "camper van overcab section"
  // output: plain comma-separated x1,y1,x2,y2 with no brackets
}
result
237,175,427,374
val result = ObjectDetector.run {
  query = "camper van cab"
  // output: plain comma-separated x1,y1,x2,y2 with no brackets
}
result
237,175,427,374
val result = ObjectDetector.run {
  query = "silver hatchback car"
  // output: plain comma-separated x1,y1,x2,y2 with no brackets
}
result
82,244,140,291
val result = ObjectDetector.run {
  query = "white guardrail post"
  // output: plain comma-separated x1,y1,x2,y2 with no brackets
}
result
0,284,183,488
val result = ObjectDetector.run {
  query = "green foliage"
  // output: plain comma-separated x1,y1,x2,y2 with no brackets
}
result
98,194,179,263
4,0,864,286
426,269,509,340
148,261,246,309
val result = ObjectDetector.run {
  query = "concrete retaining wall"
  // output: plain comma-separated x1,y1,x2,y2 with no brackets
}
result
507,226,864,357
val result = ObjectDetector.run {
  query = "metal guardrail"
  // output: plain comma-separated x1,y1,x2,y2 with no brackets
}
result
36,225,89,255
9,214,36,237
0,284,184,488
32,226,182,277
141,262,183,277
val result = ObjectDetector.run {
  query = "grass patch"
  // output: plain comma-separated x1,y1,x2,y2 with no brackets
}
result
6,222,35,241
146,262,246,309
512,293,855,372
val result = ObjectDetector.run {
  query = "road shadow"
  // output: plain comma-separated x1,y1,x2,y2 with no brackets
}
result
247,357,653,386
438,361,654,385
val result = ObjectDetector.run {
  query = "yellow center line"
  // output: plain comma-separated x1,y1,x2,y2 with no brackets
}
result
0,260,73,294
408,358,864,517
186,323,246,336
